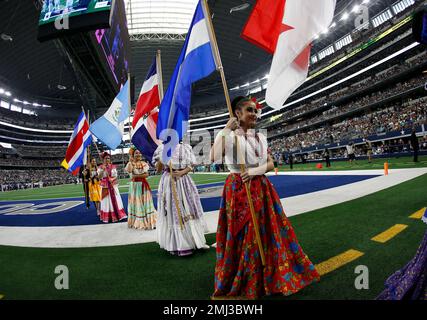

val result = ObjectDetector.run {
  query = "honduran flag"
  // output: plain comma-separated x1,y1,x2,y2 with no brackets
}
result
131,57,162,162
241,0,336,108
61,111,92,174
156,0,218,162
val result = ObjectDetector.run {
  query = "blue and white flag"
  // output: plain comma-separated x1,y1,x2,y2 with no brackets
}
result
156,0,218,159
90,79,130,150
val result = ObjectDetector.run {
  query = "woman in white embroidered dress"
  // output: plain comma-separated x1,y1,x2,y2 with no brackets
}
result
153,142,209,256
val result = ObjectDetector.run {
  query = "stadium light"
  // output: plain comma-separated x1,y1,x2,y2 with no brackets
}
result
362,0,370,4
13,98,21,103
0,120,72,133
341,12,349,20
241,82,250,88
352,5,360,13
0,88,4,94
5,91,11,97
330,22,337,28
263,74,269,80
230,86,240,91
23,101,30,105
230,3,250,13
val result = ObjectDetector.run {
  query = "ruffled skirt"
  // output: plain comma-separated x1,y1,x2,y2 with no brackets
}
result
213,174,320,300
127,179,157,230
157,172,208,255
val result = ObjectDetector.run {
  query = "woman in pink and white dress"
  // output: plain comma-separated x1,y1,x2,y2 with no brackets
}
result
97,152,127,223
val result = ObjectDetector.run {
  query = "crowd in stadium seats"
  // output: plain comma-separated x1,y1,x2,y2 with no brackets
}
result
0,169,78,191
268,73,427,148
0,158,61,167
261,51,427,129
12,144,67,158
270,94,427,153
0,107,75,130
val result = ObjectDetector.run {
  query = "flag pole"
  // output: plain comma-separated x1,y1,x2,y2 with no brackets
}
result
81,106,90,208
157,49,164,100
157,48,185,230
128,72,133,146
87,109,91,169
202,0,266,266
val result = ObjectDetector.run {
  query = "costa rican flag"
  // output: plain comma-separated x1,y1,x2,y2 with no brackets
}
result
61,111,93,174
131,56,162,162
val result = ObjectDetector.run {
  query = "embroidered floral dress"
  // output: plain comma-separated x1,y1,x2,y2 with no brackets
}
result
212,129,320,299
97,164,127,223
153,143,209,256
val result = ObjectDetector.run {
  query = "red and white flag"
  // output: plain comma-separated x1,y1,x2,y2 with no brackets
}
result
133,57,161,122
131,55,162,162
242,0,336,109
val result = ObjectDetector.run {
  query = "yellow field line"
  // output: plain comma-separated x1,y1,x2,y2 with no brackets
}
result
371,224,408,243
409,207,426,219
315,249,364,276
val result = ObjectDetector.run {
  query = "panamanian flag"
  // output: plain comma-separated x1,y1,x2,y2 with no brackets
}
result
131,57,162,162
156,0,218,162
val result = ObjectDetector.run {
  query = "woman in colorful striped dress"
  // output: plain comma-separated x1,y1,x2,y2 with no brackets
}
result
210,96,320,300
125,148,157,230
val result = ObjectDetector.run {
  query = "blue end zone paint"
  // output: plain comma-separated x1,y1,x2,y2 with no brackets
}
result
0,175,379,227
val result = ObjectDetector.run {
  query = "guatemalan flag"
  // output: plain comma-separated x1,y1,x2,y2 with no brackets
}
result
156,0,218,160
131,56,162,162
90,79,130,150
61,111,92,174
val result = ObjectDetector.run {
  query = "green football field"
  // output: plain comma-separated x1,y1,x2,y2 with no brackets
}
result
1,155,426,201
0,155,426,300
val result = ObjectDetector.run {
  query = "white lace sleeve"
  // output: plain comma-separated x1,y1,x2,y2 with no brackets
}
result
152,144,163,165
188,145,197,167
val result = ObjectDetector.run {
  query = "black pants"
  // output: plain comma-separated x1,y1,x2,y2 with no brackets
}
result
326,157,331,167
414,149,419,162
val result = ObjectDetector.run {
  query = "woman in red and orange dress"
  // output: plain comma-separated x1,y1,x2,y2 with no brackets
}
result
210,96,319,300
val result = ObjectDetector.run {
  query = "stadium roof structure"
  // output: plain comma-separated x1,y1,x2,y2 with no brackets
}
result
0,0,417,118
